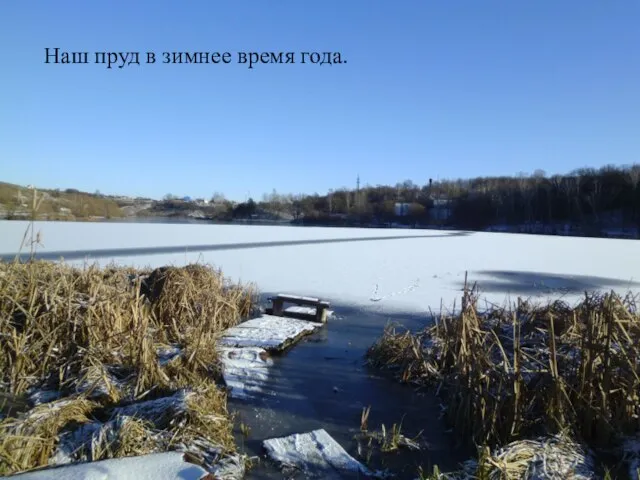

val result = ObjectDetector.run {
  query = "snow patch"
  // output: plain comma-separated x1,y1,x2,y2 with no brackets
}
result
156,345,183,366
3,452,209,480
284,305,335,318
218,314,320,350
263,428,381,479
28,389,61,406
218,347,273,399
112,389,192,426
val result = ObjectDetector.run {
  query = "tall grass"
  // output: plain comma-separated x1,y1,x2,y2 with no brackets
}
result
0,257,256,474
367,284,640,473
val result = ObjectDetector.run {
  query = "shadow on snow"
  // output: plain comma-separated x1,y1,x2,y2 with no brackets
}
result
1,231,474,262
464,270,640,299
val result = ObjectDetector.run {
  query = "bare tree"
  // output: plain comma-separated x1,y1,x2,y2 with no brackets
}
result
210,192,226,203
627,166,640,225
586,177,602,221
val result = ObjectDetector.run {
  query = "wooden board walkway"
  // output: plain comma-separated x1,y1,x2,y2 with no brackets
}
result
268,294,331,323
219,294,331,399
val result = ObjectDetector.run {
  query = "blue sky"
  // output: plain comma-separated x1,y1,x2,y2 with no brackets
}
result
1,1,638,201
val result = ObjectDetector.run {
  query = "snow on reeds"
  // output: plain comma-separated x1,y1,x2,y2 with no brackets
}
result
0,259,255,475
369,284,640,478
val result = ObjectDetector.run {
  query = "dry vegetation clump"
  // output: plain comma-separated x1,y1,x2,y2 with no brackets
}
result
425,433,596,480
368,285,640,478
0,398,98,473
0,258,256,475
143,265,255,384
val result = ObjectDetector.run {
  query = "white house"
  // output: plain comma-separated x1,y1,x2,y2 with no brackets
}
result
429,197,452,221
394,203,410,217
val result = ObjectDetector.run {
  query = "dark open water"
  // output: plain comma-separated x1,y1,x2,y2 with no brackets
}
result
229,299,471,479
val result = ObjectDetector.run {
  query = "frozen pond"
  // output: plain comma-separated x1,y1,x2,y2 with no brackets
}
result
2,221,639,315
1,220,640,477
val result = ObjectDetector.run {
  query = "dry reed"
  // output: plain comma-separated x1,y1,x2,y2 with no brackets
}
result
368,285,640,476
0,258,256,475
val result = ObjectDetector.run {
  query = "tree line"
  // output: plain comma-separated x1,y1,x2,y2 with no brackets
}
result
167,164,640,234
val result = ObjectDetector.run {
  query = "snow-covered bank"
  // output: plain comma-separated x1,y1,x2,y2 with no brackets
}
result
1,222,639,314
1,452,210,480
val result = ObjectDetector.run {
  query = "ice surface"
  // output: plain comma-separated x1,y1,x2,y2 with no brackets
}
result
2,222,639,314
263,428,378,479
0,221,429,254
2,452,209,480
218,346,273,399
218,314,321,350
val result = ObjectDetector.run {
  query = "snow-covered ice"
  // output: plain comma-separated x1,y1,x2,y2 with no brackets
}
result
218,314,321,350
263,428,379,479
2,222,637,476
2,221,638,314
2,452,209,480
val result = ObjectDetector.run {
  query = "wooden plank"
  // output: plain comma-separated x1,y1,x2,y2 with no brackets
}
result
271,294,330,308
272,298,284,316
218,315,321,351
315,306,328,323
276,294,320,302
268,294,331,323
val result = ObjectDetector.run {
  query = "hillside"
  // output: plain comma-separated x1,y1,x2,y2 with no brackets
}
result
0,183,124,221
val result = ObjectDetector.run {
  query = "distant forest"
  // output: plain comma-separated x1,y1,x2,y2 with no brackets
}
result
227,164,640,234
3,164,640,237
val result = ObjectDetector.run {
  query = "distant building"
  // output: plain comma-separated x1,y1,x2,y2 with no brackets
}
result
394,203,410,217
182,196,192,202
429,196,452,221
